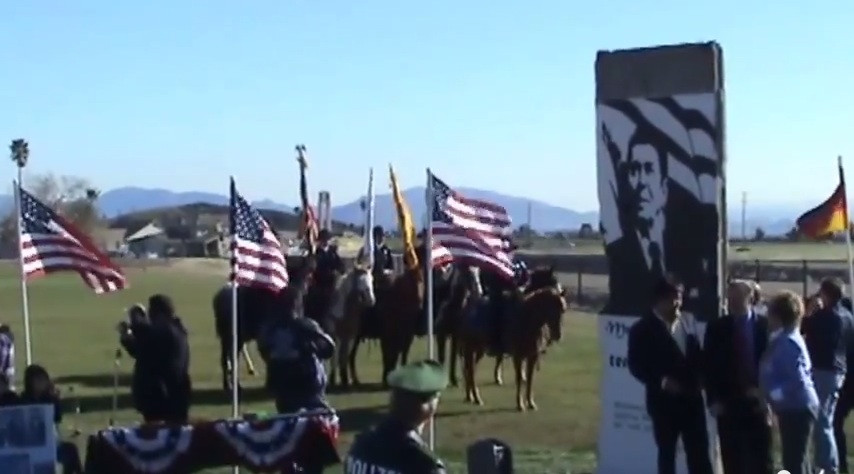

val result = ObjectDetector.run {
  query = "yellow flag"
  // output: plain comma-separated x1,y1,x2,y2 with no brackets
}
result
389,165,420,274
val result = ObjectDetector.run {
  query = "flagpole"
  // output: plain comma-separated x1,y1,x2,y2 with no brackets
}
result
424,168,436,450
229,178,240,474
840,156,854,291
364,168,375,267
14,173,33,367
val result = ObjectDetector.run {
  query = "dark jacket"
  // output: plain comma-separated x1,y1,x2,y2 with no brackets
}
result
316,245,344,275
346,419,446,474
703,313,768,411
0,391,20,406
357,243,395,273
627,311,704,416
121,316,192,423
802,302,854,374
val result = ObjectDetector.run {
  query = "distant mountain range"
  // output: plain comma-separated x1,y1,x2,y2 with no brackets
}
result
0,186,808,236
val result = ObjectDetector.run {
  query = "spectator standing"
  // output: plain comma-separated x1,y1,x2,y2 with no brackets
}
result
703,280,773,474
760,291,820,474
258,313,334,414
120,295,192,424
627,276,712,474
802,278,854,473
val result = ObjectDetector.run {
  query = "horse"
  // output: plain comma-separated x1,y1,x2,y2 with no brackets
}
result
457,266,566,407
326,265,376,389
213,286,280,392
212,258,311,392
507,285,566,411
375,266,424,385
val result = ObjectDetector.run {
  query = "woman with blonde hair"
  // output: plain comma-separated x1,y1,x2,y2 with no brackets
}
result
759,290,819,474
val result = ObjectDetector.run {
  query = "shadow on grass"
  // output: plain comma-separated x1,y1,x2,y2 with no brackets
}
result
65,385,273,416
56,373,134,389
327,382,388,395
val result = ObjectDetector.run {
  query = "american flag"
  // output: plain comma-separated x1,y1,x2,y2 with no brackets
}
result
18,186,127,294
230,179,288,291
429,173,515,280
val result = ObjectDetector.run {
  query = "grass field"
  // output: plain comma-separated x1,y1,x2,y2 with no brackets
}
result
1,261,598,473
7,259,854,473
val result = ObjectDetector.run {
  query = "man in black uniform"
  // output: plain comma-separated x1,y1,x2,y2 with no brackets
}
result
345,360,448,473
315,229,345,276
357,225,395,274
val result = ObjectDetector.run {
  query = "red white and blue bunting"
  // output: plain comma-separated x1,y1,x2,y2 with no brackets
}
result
84,412,340,474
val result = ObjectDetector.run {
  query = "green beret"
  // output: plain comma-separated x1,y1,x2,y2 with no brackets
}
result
387,359,448,396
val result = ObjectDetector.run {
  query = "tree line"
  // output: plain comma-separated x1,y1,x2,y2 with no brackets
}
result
0,173,101,246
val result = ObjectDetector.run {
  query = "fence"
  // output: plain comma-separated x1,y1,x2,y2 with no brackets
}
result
291,254,850,309
566,258,851,310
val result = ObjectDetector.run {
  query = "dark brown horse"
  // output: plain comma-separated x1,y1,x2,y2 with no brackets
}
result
213,258,311,392
375,267,422,385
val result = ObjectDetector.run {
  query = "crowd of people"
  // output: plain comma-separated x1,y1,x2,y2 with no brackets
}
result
629,275,854,474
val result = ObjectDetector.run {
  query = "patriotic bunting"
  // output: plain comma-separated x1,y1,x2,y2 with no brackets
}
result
85,413,340,474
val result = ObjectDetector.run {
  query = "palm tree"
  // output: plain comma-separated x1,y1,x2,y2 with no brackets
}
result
9,139,29,169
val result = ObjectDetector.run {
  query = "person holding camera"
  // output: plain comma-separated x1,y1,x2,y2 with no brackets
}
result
257,309,335,414
119,295,192,424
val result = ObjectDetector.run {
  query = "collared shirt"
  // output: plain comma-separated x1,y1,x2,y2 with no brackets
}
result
654,310,687,355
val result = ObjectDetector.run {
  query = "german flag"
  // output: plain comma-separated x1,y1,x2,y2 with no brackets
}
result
796,162,849,239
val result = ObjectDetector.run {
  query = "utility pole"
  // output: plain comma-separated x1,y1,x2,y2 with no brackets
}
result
526,201,533,248
741,191,747,240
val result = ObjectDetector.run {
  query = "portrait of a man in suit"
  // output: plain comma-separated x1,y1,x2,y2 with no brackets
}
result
599,96,721,320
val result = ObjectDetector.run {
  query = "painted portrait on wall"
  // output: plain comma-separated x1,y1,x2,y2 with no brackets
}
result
597,94,722,320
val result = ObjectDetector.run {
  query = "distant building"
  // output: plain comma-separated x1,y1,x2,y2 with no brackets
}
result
126,222,169,257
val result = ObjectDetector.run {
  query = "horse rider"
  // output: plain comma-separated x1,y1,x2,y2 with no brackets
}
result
357,225,395,275
316,229,345,277
257,308,336,414
479,244,530,356
344,360,448,473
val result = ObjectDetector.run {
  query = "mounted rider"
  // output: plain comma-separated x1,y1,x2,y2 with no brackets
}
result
356,225,395,339
357,225,395,277
315,229,345,279
478,241,530,356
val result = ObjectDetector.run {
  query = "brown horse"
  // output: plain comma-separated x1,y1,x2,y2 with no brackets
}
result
326,265,376,389
458,267,566,408
508,286,566,411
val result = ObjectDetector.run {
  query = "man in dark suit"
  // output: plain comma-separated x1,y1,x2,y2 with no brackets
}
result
627,277,713,474
703,279,773,474
602,124,718,319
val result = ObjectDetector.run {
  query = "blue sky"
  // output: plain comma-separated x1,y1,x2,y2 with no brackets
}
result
1,1,851,212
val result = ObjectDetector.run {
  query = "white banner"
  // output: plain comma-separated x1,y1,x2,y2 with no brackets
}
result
596,315,720,474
